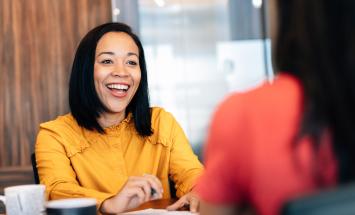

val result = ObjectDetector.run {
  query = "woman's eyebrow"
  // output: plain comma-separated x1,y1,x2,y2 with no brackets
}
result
97,51,114,57
97,51,138,57
127,52,139,57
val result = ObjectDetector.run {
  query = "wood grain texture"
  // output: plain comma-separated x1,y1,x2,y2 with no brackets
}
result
0,166,33,194
0,0,112,184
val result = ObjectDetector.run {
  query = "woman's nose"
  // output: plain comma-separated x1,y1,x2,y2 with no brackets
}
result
111,63,128,77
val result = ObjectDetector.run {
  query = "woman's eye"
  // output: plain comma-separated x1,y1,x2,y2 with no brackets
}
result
100,59,113,64
127,60,138,66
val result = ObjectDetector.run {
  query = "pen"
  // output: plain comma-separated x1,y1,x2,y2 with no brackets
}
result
151,187,157,197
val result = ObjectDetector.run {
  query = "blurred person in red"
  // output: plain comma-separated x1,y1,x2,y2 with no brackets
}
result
196,0,355,214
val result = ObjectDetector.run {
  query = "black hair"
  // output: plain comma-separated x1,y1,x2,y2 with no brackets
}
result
275,0,355,182
69,22,152,136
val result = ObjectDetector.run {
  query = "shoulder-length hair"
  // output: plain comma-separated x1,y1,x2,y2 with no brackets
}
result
69,22,152,136
275,0,355,182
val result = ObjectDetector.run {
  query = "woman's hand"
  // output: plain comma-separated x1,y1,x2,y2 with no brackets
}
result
166,192,199,212
100,174,163,214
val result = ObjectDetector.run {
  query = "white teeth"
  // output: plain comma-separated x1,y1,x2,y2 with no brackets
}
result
107,84,129,90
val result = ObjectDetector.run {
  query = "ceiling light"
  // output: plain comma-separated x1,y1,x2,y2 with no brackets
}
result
113,7,120,16
154,0,166,7
252,0,262,9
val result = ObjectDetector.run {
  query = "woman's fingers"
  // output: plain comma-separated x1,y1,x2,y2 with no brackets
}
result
103,176,163,214
189,195,199,212
125,186,146,204
127,175,163,199
166,197,187,210
166,192,200,212
126,178,152,201
143,174,164,197
108,185,147,213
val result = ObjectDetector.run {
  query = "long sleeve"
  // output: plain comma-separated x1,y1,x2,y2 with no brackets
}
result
35,128,114,207
167,114,204,197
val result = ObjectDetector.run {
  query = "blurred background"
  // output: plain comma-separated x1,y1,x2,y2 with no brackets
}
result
0,0,272,192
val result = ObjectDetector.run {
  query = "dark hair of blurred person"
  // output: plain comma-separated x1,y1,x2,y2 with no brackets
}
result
196,0,355,215
276,0,355,182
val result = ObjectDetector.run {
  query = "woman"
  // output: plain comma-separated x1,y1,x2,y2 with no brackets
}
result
197,0,355,215
35,22,203,214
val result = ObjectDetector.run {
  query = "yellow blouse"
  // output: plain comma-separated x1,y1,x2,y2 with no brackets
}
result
35,107,203,207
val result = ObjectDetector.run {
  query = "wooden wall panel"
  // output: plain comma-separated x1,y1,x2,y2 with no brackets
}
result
0,0,112,190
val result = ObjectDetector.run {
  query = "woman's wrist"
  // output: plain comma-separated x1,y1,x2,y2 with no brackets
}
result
100,197,117,214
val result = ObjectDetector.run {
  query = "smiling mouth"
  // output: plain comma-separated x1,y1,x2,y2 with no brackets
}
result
106,83,130,92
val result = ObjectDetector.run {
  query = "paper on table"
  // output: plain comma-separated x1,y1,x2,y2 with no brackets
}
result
121,208,198,215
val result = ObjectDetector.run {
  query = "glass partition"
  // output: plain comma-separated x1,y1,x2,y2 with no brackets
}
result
113,0,273,157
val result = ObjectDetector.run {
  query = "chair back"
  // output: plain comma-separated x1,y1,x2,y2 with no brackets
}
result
169,177,177,198
31,153,40,184
282,183,355,215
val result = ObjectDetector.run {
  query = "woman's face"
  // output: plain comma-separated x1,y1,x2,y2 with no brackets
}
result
94,32,141,118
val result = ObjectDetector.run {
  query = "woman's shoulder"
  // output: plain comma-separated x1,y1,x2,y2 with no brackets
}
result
38,113,85,141
40,113,79,131
149,107,182,143
150,107,181,127
222,73,302,110
213,73,303,129
151,107,174,121
37,113,91,150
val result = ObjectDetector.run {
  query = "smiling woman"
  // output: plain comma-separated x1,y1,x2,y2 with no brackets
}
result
68,23,152,136
35,22,203,214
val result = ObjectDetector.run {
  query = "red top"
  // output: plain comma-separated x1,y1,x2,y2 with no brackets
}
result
196,74,337,215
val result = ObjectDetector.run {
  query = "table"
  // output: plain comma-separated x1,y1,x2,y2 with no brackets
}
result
129,198,189,211
0,199,188,215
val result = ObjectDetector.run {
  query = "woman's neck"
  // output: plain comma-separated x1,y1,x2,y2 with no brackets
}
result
97,111,125,128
